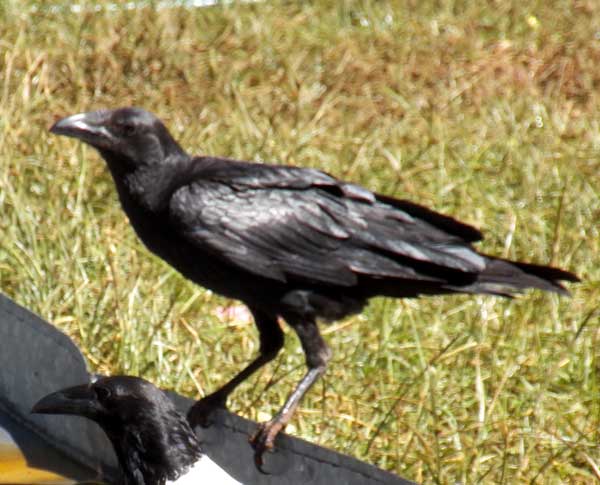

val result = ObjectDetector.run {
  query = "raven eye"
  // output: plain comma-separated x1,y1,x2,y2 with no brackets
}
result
95,386,111,403
121,123,136,136
114,122,136,137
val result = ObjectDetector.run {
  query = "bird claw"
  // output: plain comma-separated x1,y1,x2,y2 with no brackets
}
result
187,393,227,428
250,419,285,468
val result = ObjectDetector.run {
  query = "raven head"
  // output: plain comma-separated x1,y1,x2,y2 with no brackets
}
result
50,108,186,171
33,376,202,485
32,375,165,426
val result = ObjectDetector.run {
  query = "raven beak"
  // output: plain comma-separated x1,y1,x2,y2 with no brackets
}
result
50,111,114,148
32,383,99,418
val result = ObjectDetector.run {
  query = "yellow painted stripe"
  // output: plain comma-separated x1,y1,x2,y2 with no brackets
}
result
0,444,74,485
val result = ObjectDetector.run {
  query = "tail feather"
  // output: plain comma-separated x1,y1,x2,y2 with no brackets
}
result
448,257,579,297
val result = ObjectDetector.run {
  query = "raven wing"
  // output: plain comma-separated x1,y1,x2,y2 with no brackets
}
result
168,157,486,286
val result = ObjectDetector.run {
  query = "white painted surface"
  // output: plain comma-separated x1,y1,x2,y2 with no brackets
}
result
169,454,244,485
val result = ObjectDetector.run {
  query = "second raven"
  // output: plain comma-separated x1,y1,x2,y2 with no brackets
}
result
51,108,578,461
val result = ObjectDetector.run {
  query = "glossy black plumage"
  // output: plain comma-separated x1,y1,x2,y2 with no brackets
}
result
32,376,203,485
50,107,579,459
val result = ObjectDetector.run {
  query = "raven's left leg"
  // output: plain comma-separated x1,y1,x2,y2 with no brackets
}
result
188,306,284,427
250,318,331,464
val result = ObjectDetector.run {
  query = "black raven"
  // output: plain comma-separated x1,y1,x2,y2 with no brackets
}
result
32,376,242,485
50,107,578,461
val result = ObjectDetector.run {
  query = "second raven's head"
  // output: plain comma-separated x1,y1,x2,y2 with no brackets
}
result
32,375,171,427
50,108,186,173
32,376,202,485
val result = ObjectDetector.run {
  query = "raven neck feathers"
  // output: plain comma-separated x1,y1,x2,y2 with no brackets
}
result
106,406,203,485
103,154,194,213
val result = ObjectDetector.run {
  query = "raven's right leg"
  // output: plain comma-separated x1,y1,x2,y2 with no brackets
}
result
187,307,284,427
250,318,331,465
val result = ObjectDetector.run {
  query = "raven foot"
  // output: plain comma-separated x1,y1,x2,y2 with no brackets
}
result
250,418,286,467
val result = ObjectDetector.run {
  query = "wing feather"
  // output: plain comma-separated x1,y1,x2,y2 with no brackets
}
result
168,157,486,287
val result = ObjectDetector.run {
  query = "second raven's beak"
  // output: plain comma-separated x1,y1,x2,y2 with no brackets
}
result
50,111,114,148
32,383,100,418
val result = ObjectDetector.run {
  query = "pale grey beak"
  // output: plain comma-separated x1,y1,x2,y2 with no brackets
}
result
50,111,114,148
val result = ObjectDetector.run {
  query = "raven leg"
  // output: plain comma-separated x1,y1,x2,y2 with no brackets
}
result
251,320,331,464
187,307,284,427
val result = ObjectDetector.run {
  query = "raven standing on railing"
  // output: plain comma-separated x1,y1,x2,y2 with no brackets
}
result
50,108,578,463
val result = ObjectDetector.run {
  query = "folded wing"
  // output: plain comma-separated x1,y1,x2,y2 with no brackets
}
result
168,157,489,288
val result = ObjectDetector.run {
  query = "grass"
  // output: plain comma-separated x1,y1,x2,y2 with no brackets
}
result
1,0,599,482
